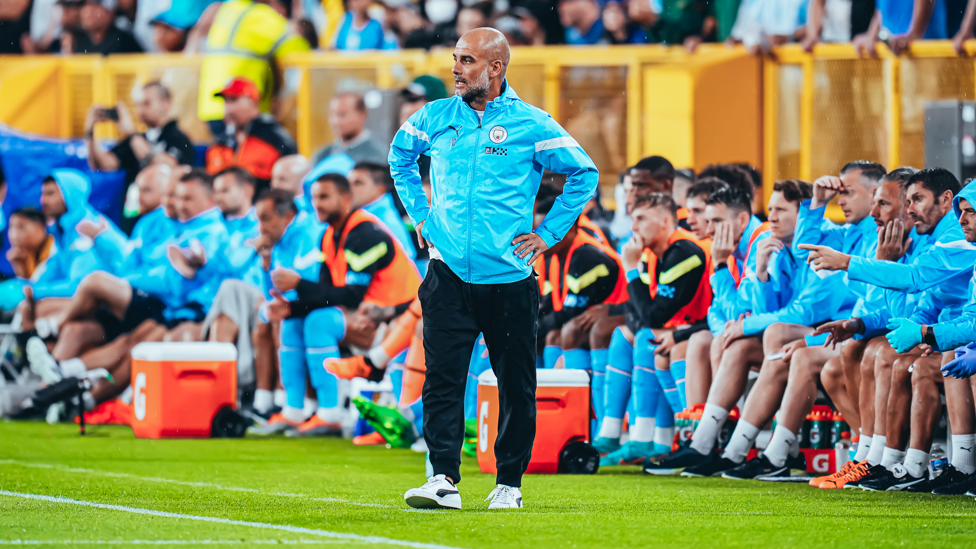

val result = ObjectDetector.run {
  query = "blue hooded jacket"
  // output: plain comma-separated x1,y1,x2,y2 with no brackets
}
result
91,206,178,278
390,79,599,284
32,169,125,300
706,216,766,335
855,231,929,340
847,209,976,324
926,185,976,350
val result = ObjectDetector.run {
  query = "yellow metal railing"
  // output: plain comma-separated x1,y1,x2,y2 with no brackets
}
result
0,45,762,190
763,41,976,209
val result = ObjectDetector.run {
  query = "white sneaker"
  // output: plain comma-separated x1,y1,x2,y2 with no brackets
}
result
27,337,62,384
35,316,60,339
485,485,523,509
410,438,429,453
404,474,461,509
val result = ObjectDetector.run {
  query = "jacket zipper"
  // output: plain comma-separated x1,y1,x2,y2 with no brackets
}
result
466,105,484,283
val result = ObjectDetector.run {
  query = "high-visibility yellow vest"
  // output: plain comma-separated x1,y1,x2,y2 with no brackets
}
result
198,0,310,122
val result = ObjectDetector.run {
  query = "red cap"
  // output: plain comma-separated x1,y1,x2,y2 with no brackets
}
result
215,77,259,102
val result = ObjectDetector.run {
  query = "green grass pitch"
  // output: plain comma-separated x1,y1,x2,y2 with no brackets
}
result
2,421,975,548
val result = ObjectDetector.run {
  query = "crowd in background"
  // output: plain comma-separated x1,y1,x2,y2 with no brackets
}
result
2,0,976,56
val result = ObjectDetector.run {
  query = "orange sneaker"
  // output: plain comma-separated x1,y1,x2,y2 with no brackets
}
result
75,399,132,426
353,431,388,446
287,414,342,437
325,356,384,381
810,460,855,487
819,460,870,489
248,412,302,435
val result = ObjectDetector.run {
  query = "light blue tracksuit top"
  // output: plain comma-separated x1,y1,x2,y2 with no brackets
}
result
706,216,766,335
857,230,930,340
91,206,178,279
363,192,416,260
32,169,126,300
389,79,599,284
741,242,857,336
921,185,976,351
223,208,263,288
848,209,976,325
161,207,231,322
262,214,323,302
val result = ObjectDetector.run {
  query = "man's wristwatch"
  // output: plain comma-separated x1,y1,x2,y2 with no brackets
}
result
922,325,937,347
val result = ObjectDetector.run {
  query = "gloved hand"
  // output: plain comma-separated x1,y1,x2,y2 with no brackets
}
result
886,318,923,353
942,342,976,379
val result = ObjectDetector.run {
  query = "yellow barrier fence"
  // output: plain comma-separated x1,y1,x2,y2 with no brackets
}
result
0,45,762,191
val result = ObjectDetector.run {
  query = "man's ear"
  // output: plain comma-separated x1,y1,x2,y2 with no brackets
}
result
490,60,504,79
941,190,956,211
737,210,751,231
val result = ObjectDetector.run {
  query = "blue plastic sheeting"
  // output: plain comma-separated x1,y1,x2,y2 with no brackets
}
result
0,125,126,276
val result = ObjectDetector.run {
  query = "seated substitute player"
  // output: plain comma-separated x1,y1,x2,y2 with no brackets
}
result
263,173,421,434
645,179,854,475
0,208,53,311
348,162,417,261
535,195,628,368
594,193,711,464
870,180,976,493
807,168,976,489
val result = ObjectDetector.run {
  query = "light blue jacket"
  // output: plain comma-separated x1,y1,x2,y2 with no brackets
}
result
792,199,879,306
741,243,857,336
848,209,976,324
924,185,976,350
390,80,599,284
262,214,323,302
91,207,178,279
32,169,125,300
856,233,929,340
159,207,231,322
223,208,263,288
363,192,415,260
706,216,766,335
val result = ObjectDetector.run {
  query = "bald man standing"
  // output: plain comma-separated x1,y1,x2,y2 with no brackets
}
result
391,28,598,510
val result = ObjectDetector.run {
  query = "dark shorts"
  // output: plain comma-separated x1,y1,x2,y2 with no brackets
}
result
94,289,166,342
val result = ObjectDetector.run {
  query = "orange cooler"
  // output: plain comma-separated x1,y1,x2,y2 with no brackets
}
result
130,342,238,439
477,369,593,475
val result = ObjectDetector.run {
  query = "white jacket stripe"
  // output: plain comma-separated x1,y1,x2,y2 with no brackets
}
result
535,136,581,152
399,121,429,143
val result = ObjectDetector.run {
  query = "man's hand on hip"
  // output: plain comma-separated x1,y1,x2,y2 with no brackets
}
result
415,220,431,250
513,233,549,264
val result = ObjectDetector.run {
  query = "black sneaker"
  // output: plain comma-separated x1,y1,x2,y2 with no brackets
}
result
643,446,711,476
907,464,969,493
860,463,928,492
722,455,789,480
682,454,740,477
786,452,807,471
932,470,976,495
844,464,888,489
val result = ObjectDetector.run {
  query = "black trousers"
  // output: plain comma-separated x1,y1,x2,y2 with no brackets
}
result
420,260,539,487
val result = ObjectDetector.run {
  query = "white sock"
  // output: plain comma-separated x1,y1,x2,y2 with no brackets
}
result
273,389,286,408
654,426,675,448
282,405,305,423
854,435,872,462
598,417,623,439
763,425,797,468
368,347,391,369
631,417,655,443
689,403,729,455
721,420,760,464
315,406,342,424
951,433,976,474
253,389,273,414
303,398,317,417
881,446,906,469
904,448,930,478
60,358,87,379
866,435,886,465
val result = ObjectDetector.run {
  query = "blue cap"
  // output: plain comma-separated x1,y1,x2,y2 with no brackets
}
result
151,0,216,31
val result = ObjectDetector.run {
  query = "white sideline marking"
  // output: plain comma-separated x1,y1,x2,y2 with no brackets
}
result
0,491,461,549
0,460,390,509
0,540,355,545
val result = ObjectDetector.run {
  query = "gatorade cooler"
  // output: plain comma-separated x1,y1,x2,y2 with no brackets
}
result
130,342,238,439
476,369,598,475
